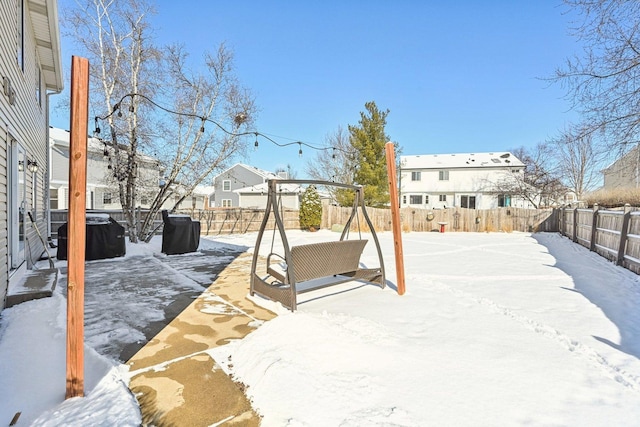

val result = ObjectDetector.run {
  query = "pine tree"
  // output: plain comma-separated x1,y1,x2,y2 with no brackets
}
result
299,185,322,230
347,101,392,208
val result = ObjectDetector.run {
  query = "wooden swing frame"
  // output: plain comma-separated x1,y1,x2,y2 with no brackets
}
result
250,179,386,311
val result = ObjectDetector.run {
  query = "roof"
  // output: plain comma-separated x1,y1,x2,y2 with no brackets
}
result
49,126,158,163
28,0,64,91
49,127,104,152
235,182,303,194
400,152,525,169
216,163,279,180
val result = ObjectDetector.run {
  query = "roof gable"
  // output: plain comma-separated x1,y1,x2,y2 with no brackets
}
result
215,163,279,180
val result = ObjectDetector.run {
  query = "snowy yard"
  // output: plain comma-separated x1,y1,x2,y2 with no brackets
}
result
1,230,640,426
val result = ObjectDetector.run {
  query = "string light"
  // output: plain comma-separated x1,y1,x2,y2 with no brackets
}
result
93,92,353,157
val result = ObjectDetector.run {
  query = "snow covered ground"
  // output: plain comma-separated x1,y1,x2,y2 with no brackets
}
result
1,230,640,426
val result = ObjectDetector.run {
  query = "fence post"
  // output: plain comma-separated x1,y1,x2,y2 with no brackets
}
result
590,203,599,252
572,206,579,243
617,204,632,266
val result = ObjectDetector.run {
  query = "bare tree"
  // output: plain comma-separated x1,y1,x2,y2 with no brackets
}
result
64,0,255,242
491,145,567,208
306,126,357,203
137,44,255,241
548,122,607,200
555,0,640,152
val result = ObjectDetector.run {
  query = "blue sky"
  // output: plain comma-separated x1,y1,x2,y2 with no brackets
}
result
52,1,581,177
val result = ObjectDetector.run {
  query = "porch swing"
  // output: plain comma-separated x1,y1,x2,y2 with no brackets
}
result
250,179,386,311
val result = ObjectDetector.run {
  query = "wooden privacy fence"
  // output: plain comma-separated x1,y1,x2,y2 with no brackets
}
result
50,208,301,238
559,204,640,275
324,205,558,233
51,205,557,238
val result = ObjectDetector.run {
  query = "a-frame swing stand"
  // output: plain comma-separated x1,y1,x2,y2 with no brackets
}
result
250,179,386,311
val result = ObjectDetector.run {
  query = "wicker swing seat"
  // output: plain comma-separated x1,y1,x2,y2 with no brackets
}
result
250,179,386,311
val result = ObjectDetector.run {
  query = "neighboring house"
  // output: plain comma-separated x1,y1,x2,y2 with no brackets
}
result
165,184,207,211
400,152,533,210
210,163,282,208
235,182,303,209
602,145,640,190
49,126,162,210
1,0,63,308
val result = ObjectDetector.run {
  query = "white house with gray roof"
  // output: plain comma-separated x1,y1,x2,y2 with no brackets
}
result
399,152,533,210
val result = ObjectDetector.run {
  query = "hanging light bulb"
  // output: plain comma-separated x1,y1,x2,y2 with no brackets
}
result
298,142,303,157
129,104,135,112
254,133,259,149
200,118,206,133
332,147,336,159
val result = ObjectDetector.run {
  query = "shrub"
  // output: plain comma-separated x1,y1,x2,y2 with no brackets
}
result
299,185,322,230
584,188,640,208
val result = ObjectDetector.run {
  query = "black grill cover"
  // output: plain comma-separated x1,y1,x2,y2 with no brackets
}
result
57,217,126,261
161,210,200,255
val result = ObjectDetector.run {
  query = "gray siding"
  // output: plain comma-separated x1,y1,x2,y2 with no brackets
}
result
213,164,268,208
1,0,59,308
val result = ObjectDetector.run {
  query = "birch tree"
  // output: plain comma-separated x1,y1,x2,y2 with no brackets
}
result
64,0,255,242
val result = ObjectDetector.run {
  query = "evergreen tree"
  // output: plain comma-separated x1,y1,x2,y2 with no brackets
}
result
347,101,392,207
299,185,322,230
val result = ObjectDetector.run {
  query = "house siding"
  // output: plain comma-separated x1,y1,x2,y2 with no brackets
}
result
400,153,530,210
49,128,163,210
212,164,273,208
1,0,61,309
602,146,640,190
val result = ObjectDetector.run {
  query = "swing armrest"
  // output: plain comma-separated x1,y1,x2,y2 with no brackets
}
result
267,252,287,283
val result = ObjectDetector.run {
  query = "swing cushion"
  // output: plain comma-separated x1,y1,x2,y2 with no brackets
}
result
289,240,368,282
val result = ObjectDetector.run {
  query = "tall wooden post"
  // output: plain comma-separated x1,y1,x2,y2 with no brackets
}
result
66,56,89,399
385,142,405,295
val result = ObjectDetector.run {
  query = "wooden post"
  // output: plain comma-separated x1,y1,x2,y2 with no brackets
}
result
617,204,632,266
572,207,579,243
589,203,599,252
66,56,89,399
385,142,405,295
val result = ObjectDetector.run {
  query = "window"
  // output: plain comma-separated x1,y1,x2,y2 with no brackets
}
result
498,194,511,207
103,192,112,205
439,195,447,202
222,180,231,191
461,195,476,209
439,170,449,181
222,199,232,207
192,196,197,208
50,188,58,210
411,171,421,181
409,195,423,204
